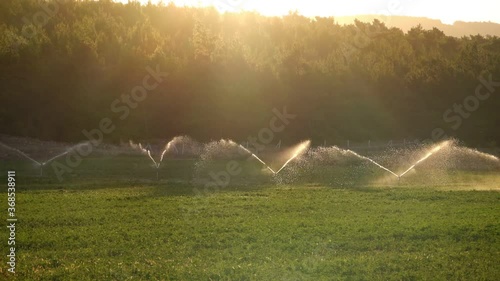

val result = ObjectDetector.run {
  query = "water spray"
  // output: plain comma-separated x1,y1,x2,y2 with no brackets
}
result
398,140,450,178
235,140,311,175
130,140,176,180
275,140,311,174
0,142,42,166
336,140,453,182
236,143,277,174
0,141,89,177
343,149,399,178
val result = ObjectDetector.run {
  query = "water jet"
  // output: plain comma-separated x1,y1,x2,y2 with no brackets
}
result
235,140,311,175
236,143,276,174
0,141,90,176
398,140,451,178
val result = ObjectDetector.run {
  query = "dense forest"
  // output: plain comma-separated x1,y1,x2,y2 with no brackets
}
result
335,15,500,38
1,0,499,147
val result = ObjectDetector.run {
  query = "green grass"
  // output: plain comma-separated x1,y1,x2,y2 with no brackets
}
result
0,181,498,280
0,156,499,280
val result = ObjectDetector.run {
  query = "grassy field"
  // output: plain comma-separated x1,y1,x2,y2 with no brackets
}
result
0,156,499,280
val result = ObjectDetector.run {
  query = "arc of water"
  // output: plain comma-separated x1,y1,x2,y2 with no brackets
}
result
461,147,499,162
146,149,160,168
130,140,165,180
159,140,176,163
159,148,168,163
130,140,172,169
344,149,399,178
42,142,90,165
398,140,450,178
1,141,90,177
275,153,300,174
1,141,89,166
275,140,311,174
0,142,41,166
237,144,276,174
235,140,311,175
43,151,69,165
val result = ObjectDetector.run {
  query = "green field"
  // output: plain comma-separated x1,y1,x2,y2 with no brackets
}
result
1,156,499,280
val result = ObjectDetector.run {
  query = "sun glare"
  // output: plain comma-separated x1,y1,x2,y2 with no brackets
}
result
115,0,500,24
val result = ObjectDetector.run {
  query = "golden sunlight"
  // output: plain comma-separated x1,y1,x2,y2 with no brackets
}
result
115,0,500,24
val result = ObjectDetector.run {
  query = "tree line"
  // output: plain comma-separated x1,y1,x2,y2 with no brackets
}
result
0,0,499,147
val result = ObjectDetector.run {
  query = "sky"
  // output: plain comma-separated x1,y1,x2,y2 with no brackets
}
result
114,0,500,25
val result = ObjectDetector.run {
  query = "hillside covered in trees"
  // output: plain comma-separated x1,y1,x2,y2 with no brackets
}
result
335,15,500,38
1,0,499,147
